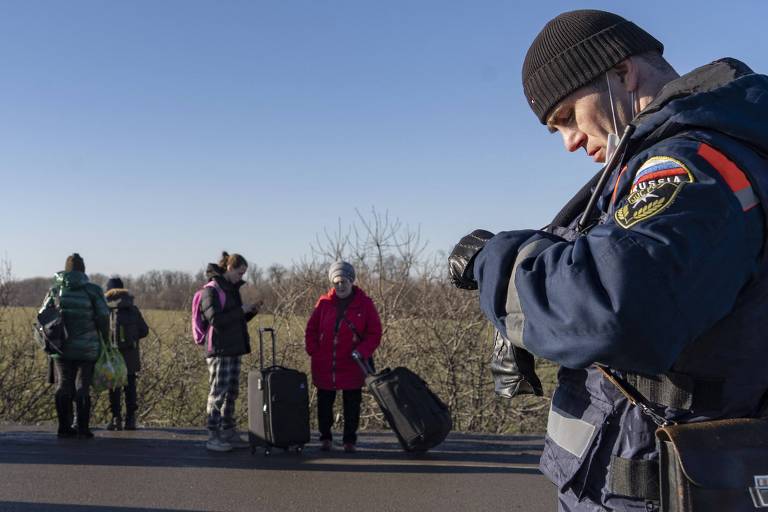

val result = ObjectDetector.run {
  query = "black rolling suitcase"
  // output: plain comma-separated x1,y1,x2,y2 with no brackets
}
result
353,353,452,452
248,328,310,455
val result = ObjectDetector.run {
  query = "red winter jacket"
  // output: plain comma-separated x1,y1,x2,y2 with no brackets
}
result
305,287,382,390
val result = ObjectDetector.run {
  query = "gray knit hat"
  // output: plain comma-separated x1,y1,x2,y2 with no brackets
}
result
328,261,355,283
522,9,663,124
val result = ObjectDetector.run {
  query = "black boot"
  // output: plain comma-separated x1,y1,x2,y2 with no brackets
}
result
106,415,122,431
124,413,136,431
76,394,94,439
55,395,76,438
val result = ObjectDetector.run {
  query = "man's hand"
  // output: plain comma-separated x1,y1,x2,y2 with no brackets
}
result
490,330,543,398
448,229,495,289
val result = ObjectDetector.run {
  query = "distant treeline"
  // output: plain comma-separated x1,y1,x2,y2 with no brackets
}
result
9,266,283,312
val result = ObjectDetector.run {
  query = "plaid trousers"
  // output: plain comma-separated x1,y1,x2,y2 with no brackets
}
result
206,355,242,431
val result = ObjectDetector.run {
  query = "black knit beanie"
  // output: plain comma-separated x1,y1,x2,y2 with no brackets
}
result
522,9,663,124
65,253,85,273
106,277,124,291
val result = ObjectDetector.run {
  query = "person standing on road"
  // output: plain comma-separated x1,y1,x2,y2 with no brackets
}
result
41,253,110,439
104,276,149,431
305,261,382,453
449,9,768,511
200,252,260,452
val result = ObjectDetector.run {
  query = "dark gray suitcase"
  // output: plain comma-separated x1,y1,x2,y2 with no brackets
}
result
248,328,310,455
353,353,452,452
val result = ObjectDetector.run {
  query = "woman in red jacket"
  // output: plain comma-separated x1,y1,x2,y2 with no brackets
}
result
305,261,382,453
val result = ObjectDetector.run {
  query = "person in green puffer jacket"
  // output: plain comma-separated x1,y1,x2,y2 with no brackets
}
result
40,253,109,438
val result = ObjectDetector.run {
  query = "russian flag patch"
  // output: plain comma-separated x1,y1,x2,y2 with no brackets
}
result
631,156,694,193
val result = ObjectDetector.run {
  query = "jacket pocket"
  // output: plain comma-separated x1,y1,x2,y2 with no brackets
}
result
539,382,613,498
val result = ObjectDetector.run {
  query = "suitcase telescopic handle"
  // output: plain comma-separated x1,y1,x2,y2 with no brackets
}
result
351,350,373,376
258,327,277,370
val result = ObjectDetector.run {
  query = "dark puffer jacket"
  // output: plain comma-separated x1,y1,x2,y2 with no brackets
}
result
105,288,149,374
41,271,109,362
200,264,255,357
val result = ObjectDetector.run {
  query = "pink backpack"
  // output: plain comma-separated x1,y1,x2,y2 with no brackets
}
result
191,281,226,349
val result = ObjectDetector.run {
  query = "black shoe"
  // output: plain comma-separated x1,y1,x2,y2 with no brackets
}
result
77,429,95,439
106,416,123,431
124,415,136,431
57,426,77,438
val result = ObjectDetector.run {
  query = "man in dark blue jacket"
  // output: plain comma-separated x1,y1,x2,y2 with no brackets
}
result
449,9,768,511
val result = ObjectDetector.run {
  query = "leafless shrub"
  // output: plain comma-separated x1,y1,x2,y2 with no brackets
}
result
0,213,554,433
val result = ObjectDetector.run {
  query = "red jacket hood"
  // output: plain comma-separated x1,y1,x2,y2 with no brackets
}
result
316,286,370,306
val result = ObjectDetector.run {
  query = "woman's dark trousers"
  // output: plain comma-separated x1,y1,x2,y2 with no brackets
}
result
54,359,95,436
317,388,362,444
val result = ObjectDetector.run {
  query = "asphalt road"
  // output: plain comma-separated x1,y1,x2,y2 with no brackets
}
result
0,425,555,512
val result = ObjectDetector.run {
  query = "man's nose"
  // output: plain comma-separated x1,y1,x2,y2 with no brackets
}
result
561,128,586,153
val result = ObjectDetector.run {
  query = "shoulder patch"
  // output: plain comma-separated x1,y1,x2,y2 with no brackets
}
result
615,156,695,229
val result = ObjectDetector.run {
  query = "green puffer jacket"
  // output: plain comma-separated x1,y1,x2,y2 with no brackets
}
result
40,271,110,362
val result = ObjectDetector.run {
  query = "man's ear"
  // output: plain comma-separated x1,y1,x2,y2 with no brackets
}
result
612,58,639,93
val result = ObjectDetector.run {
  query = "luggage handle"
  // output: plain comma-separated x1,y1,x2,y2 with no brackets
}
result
258,327,277,371
351,350,373,376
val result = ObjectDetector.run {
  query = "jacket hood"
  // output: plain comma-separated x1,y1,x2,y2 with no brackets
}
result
631,58,768,156
105,288,134,308
205,263,243,290
54,270,89,290
319,285,367,303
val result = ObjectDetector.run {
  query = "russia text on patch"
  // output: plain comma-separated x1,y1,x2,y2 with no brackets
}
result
631,156,694,193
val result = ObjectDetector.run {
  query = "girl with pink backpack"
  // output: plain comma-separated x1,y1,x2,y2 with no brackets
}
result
194,252,260,452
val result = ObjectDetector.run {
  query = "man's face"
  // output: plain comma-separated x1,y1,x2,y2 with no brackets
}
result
546,83,619,164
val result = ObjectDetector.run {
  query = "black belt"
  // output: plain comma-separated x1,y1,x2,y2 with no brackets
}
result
624,371,724,411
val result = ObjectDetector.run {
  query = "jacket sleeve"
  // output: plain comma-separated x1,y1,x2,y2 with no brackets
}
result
474,139,764,375
304,302,322,356
39,287,55,313
201,286,244,328
355,297,382,359
134,306,150,340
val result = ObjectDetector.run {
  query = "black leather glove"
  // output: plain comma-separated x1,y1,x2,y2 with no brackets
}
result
490,330,543,398
448,229,495,290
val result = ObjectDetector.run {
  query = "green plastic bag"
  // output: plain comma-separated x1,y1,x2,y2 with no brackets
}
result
92,337,128,392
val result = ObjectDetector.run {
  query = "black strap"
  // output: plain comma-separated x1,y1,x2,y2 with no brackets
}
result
609,455,659,501
624,371,723,412
109,308,119,347
548,169,602,229
343,316,362,342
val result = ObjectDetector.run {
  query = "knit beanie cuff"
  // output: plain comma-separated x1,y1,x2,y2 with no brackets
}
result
523,15,663,124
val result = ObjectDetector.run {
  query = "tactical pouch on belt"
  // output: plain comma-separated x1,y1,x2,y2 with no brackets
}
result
598,366,768,511
656,419,768,511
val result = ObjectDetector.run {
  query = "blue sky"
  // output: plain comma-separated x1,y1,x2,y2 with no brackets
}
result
2,1,767,278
